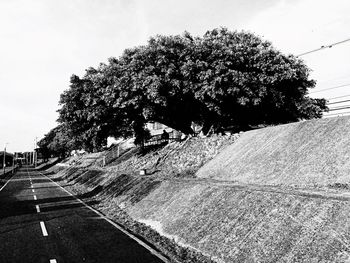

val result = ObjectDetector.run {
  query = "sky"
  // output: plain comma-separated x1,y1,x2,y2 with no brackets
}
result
0,0,349,152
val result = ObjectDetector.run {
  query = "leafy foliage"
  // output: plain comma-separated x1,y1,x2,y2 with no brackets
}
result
56,28,327,151
37,124,78,158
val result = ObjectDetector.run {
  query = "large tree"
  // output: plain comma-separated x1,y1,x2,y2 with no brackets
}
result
117,35,202,134
58,64,135,152
184,28,327,132
56,28,327,150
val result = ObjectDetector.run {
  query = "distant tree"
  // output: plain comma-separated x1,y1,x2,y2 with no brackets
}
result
37,129,56,161
38,124,77,158
58,68,124,152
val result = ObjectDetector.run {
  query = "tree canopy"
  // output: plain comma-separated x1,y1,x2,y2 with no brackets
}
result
51,28,327,152
37,124,78,159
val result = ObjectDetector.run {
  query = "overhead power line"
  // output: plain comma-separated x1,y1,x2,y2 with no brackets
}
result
309,83,350,94
324,112,350,117
329,104,350,109
324,110,350,115
327,99,350,105
328,106,350,111
327,94,350,100
297,37,350,57
318,74,350,85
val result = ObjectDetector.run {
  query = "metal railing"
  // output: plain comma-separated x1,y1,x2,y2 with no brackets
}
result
100,140,133,167
144,131,182,147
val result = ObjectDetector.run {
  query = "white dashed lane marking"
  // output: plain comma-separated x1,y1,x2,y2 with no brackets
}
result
35,205,40,213
38,171,169,263
50,259,57,263
33,195,37,200
32,189,35,193
40,221,48,236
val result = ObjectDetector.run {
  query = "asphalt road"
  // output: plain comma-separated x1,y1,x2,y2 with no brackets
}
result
0,167,15,176
0,167,166,263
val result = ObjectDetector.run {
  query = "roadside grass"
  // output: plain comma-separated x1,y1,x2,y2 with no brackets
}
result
44,117,350,262
51,166,217,263
106,134,239,179
44,134,240,263
129,180,350,263
197,116,350,187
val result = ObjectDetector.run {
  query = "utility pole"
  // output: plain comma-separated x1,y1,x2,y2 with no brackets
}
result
34,137,38,168
2,146,5,175
12,152,15,174
3,143,8,175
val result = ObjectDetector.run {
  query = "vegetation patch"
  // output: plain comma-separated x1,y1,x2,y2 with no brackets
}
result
129,180,350,263
197,117,350,188
95,199,217,263
45,117,350,262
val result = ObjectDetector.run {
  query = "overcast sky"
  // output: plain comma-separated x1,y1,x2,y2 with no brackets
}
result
0,0,349,152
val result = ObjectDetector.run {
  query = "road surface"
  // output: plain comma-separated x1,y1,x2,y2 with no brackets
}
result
0,167,166,263
0,167,16,176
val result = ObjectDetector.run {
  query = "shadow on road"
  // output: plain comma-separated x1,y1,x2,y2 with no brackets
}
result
0,169,100,220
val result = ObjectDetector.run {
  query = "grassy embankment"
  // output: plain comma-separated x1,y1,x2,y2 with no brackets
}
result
197,116,350,187
46,135,237,262
46,116,350,262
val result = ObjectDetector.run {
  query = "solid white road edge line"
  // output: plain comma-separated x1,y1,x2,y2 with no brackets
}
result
0,174,15,191
40,221,48,236
0,168,18,192
39,171,169,263
36,205,40,213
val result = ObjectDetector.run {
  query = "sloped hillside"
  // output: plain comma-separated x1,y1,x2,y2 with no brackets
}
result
197,116,350,187
129,180,350,263
50,134,239,200
106,134,239,178
47,116,350,263
47,134,239,262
